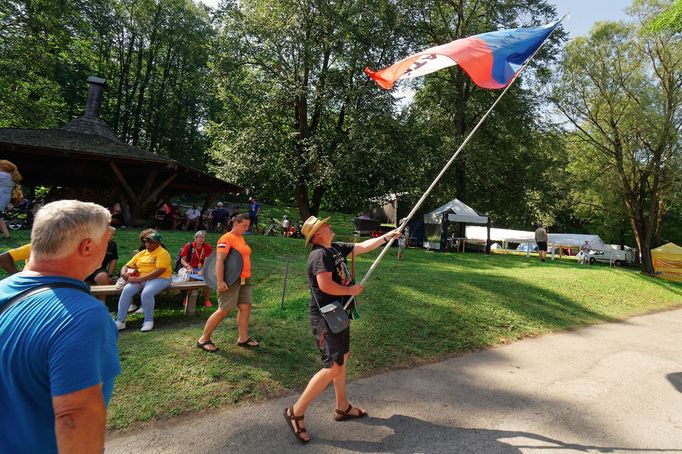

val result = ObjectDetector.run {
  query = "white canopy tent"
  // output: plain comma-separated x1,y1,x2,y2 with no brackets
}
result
465,226,609,258
423,199,489,250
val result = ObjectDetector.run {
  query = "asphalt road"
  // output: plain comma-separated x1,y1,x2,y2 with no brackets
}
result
106,307,682,453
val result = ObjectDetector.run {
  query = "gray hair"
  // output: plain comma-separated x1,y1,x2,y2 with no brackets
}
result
195,230,207,237
31,200,111,259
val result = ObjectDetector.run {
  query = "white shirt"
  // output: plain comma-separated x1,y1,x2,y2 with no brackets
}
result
186,208,201,220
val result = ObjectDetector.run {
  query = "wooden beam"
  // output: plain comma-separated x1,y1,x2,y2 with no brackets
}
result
144,171,178,206
109,162,138,205
138,168,158,207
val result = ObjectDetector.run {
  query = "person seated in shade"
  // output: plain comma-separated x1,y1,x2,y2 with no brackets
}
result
184,203,202,231
85,233,119,285
180,230,213,307
115,232,172,332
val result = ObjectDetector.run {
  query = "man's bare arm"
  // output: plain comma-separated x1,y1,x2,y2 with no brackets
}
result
53,384,106,454
0,252,18,274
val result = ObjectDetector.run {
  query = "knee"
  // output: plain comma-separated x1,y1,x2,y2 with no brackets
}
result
94,273,110,285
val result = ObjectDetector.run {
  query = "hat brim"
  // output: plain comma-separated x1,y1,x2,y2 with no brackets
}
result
304,217,330,247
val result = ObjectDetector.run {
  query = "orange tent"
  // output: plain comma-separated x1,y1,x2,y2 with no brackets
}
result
652,243,682,283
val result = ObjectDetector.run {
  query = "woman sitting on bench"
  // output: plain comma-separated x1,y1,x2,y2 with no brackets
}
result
115,232,172,332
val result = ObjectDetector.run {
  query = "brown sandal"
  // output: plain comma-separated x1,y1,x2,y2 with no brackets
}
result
335,403,368,421
284,406,310,443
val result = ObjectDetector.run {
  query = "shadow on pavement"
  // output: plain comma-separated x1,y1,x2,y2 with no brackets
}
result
321,414,682,453
667,372,682,394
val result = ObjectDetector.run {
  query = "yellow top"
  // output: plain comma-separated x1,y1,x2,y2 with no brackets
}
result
126,247,172,279
8,243,31,262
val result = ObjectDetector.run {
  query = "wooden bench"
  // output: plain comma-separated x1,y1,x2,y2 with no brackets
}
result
90,281,209,316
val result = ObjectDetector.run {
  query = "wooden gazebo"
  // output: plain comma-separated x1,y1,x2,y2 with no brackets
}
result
0,77,241,224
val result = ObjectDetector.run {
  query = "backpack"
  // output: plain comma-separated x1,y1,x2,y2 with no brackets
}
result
173,242,193,272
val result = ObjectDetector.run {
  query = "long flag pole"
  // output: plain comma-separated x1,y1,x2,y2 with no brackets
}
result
346,16,566,310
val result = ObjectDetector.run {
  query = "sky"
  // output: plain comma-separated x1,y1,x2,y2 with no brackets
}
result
198,0,634,37
551,0,632,37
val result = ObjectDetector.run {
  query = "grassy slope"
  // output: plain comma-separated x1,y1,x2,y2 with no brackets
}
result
2,208,681,429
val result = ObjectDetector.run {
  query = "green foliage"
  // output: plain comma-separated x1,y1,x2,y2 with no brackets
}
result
552,2,682,272
207,0,413,218
0,0,217,168
6,227,681,430
391,0,568,229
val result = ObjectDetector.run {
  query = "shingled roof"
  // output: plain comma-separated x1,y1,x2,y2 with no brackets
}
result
0,76,241,223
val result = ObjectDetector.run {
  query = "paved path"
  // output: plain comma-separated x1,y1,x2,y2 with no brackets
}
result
106,308,682,453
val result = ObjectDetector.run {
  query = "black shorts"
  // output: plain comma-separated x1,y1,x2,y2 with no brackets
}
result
537,241,548,252
311,315,349,368
86,268,108,283
249,215,259,226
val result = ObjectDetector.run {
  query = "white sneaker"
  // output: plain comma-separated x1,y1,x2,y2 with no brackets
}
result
133,307,144,314
115,321,126,330
140,321,154,332
127,304,139,313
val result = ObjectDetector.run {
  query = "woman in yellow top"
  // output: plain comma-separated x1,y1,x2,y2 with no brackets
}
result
197,214,258,352
115,231,172,332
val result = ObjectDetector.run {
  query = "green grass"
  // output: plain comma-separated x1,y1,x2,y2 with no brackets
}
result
2,210,682,430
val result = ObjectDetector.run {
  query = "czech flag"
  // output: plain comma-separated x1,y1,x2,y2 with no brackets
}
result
365,20,561,90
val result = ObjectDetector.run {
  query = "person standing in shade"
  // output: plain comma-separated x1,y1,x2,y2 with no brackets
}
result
283,215,400,443
0,200,120,453
535,223,548,262
0,159,23,239
248,196,261,233
579,240,591,264
115,232,172,332
196,214,259,352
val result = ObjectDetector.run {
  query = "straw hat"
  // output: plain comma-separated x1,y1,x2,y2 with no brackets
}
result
302,216,330,247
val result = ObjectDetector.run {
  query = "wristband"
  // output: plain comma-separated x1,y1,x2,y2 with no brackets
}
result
383,236,388,243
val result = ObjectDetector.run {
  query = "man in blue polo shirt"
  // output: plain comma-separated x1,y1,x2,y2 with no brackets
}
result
0,200,121,453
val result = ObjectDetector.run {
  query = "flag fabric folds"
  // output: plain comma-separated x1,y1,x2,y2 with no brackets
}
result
365,21,561,90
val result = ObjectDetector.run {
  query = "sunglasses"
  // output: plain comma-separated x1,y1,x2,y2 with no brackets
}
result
143,238,157,243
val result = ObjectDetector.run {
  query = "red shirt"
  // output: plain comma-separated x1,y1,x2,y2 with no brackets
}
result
181,242,213,269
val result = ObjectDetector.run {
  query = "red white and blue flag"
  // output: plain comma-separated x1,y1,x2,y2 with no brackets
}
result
365,21,561,90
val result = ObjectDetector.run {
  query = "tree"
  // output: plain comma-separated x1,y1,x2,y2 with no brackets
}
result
552,3,682,273
397,0,567,228
646,0,682,33
208,0,424,219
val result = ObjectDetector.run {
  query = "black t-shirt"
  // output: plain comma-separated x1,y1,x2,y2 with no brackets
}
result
101,240,118,269
212,208,230,222
307,242,355,317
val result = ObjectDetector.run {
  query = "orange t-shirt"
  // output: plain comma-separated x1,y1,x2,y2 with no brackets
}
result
216,232,251,278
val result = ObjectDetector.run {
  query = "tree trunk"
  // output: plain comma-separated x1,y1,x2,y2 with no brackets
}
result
295,184,311,220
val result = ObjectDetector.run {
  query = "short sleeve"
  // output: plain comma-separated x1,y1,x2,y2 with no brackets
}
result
216,235,232,254
308,249,334,278
205,244,213,256
126,250,143,268
109,242,119,261
48,305,121,397
335,242,356,258
156,249,172,270
180,243,190,258
9,244,31,261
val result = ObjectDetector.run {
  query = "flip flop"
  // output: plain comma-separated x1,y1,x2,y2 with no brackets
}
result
196,340,219,352
335,404,368,421
237,338,260,348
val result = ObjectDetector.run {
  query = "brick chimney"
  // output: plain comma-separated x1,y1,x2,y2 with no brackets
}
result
83,76,106,119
